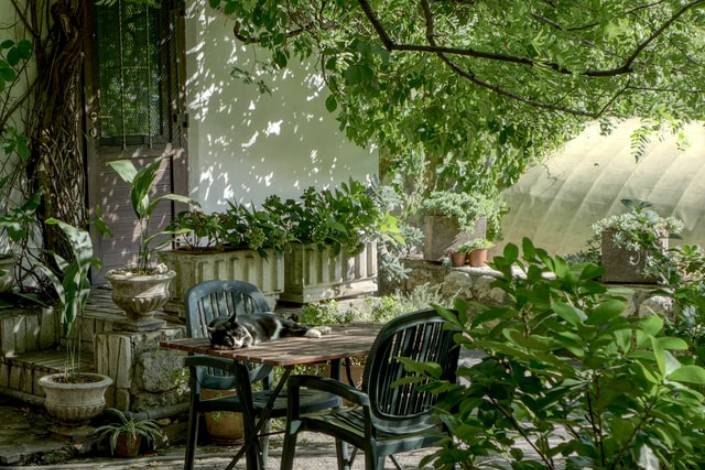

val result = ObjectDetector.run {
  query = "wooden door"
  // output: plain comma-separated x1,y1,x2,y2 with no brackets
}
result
84,0,188,283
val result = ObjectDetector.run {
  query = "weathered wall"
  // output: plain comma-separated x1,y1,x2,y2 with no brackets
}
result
183,0,378,212
500,120,705,256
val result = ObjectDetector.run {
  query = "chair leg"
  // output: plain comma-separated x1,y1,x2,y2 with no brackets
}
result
336,439,351,470
261,419,271,468
364,447,385,470
184,405,199,470
280,423,298,470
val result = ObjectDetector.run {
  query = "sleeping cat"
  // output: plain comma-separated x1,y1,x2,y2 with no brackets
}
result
206,312,330,349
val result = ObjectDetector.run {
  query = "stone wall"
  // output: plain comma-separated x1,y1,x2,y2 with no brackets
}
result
385,258,675,318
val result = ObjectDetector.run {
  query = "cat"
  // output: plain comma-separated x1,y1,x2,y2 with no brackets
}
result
206,312,331,349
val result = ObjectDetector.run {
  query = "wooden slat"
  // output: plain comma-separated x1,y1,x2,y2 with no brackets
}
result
160,324,380,367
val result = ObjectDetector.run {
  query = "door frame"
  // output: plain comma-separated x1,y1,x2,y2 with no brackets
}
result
82,0,189,282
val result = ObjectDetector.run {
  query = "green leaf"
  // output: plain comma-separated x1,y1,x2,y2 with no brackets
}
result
658,337,689,351
651,336,666,377
669,365,705,385
0,66,15,81
106,159,138,184
325,95,337,112
503,243,519,262
586,299,624,325
640,315,664,336
553,301,586,326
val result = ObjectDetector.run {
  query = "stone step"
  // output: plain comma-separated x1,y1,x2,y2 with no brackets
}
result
0,305,59,358
0,350,94,399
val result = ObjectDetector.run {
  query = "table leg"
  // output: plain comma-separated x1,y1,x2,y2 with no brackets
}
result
331,359,351,470
226,366,293,470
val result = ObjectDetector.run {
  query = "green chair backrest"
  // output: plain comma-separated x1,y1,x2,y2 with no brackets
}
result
363,309,459,435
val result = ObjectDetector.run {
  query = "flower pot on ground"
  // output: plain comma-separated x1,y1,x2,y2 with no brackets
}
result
96,408,163,457
600,229,668,284
39,373,113,423
202,388,244,444
468,249,489,267
106,157,194,330
38,219,113,427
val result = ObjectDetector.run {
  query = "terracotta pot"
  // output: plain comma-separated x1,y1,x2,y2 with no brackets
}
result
468,249,488,268
114,432,142,458
423,215,487,262
0,255,15,292
202,388,244,444
38,373,112,424
450,251,467,267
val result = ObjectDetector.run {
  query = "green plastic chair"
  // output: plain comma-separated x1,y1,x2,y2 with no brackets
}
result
183,280,341,470
281,308,460,470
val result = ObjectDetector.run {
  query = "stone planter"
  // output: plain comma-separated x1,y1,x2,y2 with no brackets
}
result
39,372,113,424
468,249,489,268
281,242,378,304
105,269,176,332
423,216,486,262
0,255,15,292
160,249,284,315
601,230,668,284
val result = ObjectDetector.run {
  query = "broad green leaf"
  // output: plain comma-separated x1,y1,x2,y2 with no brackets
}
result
640,315,664,336
658,337,689,351
669,365,705,385
107,159,138,184
553,301,586,326
586,299,624,325
651,336,665,377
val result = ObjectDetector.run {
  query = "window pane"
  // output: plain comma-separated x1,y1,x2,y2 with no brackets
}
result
95,0,165,143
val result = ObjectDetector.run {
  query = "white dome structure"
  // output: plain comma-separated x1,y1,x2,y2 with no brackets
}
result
500,119,705,255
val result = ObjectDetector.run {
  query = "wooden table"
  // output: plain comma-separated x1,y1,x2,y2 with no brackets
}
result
160,324,381,470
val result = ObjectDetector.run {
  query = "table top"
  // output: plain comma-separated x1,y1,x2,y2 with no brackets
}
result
160,324,381,367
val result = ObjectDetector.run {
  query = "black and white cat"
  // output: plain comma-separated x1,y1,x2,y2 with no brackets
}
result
206,312,330,349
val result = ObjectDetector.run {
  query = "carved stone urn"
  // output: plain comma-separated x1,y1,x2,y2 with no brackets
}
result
105,268,176,332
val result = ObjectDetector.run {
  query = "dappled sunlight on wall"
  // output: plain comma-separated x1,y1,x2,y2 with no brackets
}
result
500,120,705,255
184,0,377,212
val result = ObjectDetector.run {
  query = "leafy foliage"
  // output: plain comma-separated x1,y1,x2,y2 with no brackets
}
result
423,191,504,236
95,408,163,456
202,0,705,204
107,157,193,272
456,238,493,254
405,238,705,469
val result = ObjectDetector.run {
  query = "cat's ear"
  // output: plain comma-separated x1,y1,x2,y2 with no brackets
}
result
206,326,216,334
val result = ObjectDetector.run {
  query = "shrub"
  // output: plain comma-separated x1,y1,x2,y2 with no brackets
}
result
406,238,705,469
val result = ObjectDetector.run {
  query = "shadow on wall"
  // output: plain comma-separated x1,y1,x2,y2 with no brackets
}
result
184,0,378,212
499,119,705,256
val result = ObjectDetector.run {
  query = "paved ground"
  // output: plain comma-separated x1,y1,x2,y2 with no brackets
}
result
1,433,435,470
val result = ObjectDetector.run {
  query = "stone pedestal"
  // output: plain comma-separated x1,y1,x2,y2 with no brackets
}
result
95,325,188,411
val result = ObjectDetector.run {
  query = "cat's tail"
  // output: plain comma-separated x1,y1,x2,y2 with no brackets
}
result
304,326,332,338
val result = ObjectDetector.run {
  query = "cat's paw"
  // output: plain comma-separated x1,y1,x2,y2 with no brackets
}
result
304,328,322,338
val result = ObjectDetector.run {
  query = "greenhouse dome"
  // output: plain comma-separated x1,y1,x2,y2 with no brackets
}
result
500,119,705,256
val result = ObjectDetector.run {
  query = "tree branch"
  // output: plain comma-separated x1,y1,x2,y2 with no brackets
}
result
356,0,705,78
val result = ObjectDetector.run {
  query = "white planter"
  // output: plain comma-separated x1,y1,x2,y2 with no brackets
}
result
105,269,175,331
0,256,15,292
39,372,112,423
160,249,284,313
281,242,378,304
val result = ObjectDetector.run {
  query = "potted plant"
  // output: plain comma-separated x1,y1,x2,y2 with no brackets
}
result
38,219,113,426
449,248,468,267
458,238,494,268
201,389,245,444
278,180,396,303
592,199,682,284
105,157,193,331
96,408,163,457
421,191,501,261
160,201,290,315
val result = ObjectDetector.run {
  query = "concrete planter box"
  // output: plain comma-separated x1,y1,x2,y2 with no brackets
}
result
160,249,284,313
281,242,378,304
601,230,668,284
422,216,487,262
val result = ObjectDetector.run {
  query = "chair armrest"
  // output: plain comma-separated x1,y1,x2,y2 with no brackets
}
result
288,375,370,407
184,355,237,372
184,355,272,387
